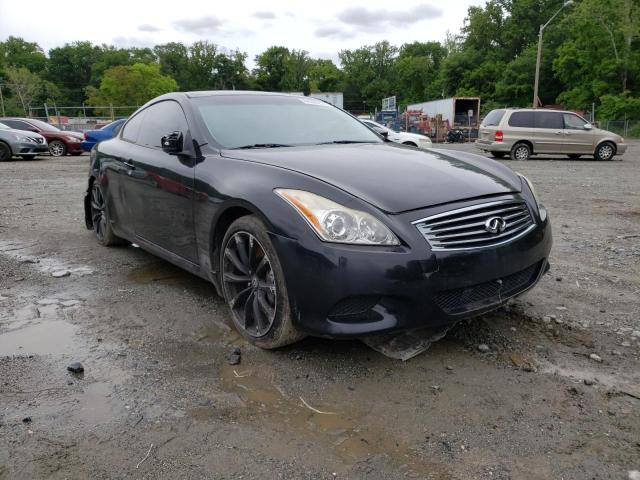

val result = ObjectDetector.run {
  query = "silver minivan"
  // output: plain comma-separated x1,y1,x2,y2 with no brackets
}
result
476,108,627,161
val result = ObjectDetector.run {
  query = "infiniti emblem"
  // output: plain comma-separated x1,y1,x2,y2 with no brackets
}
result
485,216,507,234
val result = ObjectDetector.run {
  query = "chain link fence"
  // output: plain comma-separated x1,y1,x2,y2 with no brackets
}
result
597,120,640,139
26,105,137,132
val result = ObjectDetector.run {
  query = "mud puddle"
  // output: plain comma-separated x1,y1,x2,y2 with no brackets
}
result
0,319,78,357
214,363,452,477
0,239,94,276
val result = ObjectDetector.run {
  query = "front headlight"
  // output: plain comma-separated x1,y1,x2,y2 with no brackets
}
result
517,173,539,206
13,134,34,143
274,189,400,245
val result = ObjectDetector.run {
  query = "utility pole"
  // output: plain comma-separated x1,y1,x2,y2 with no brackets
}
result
533,1,574,108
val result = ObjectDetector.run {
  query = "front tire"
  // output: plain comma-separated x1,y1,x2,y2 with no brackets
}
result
594,142,615,161
49,140,66,157
490,151,506,158
402,141,417,147
220,215,303,349
0,141,11,161
21,154,37,160
89,181,128,246
567,154,581,159
511,142,531,160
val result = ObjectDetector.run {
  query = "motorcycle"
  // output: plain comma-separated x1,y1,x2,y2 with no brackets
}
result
445,129,465,143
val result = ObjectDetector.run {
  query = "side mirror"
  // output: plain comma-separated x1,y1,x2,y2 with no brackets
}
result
161,131,184,155
380,131,389,139
583,123,593,130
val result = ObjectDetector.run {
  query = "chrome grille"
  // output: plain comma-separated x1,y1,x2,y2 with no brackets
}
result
413,200,535,251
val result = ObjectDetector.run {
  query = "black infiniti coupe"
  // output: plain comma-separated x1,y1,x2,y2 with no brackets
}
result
85,92,552,348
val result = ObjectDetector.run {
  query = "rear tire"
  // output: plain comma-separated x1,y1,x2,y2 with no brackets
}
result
0,141,11,161
490,152,506,158
220,215,304,349
49,140,66,157
89,181,128,247
594,142,615,161
21,155,37,160
510,142,531,160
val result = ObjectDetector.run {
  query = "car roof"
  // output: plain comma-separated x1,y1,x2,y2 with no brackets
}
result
502,108,572,114
183,90,300,99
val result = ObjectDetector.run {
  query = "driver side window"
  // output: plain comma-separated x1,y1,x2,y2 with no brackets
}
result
137,101,189,149
563,114,588,130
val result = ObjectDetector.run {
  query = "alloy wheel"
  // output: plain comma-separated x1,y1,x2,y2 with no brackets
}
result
598,144,613,160
49,141,65,156
514,146,529,160
222,231,277,337
90,183,107,241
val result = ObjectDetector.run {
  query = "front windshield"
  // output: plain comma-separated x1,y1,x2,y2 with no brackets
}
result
0,122,10,130
195,94,382,148
25,118,60,132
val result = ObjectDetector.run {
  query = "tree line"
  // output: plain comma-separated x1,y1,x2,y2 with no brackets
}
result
0,0,638,120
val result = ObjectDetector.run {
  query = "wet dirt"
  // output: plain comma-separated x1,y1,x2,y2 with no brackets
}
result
1,148,639,479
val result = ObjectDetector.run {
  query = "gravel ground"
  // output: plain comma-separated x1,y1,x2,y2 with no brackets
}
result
0,144,639,479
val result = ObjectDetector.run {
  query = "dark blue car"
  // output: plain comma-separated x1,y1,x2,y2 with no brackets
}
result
81,119,126,152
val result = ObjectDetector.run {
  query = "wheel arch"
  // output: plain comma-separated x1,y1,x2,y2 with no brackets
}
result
512,139,534,154
402,141,417,147
208,200,275,288
595,139,617,154
84,176,96,229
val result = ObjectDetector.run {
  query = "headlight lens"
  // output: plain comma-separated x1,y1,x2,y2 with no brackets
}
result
13,134,34,142
274,189,400,245
517,173,539,206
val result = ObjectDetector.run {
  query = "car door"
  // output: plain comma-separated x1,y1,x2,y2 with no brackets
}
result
562,113,595,154
122,100,198,263
532,111,564,153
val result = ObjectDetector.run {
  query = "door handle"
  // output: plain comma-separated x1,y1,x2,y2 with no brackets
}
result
124,160,136,169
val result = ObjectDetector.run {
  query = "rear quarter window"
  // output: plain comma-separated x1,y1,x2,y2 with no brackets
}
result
508,111,534,128
482,109,506,127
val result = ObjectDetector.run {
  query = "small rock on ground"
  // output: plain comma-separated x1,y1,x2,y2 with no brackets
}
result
477,344,490,353
226,347,241,365
67,362,84,374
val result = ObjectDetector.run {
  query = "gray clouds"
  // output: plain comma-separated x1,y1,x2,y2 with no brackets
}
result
315,26,356,40
337,4,442,29
138,24,161,32
253,11,276,19
172,16,224,34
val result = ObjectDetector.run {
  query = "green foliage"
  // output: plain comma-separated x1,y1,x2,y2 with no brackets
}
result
86,63,177,109
1,0,639,119
598,92,640,119
253,46,292,91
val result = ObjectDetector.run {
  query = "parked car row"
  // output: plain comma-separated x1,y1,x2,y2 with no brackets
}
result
0,117,127,160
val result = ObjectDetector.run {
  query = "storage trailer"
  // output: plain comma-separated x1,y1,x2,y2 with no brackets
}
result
407,97,481,137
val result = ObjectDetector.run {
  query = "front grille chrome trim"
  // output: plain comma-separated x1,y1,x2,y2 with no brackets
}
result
413,199,536,251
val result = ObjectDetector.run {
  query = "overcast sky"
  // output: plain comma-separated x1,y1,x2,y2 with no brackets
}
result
0,0,484,67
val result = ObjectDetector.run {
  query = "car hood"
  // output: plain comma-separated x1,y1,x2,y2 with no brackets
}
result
398,132,430,141
222,144,522,213
4,129,45,140
65,131,84,140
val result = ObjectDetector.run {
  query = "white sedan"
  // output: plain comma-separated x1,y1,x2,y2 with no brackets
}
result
361,120,432,150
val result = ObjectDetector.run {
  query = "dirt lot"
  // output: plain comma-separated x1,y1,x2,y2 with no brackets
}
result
1,144,639,479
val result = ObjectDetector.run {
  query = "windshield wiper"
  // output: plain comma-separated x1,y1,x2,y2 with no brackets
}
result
315,140,376,145
231,143,293,149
